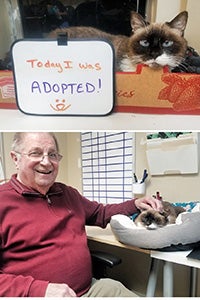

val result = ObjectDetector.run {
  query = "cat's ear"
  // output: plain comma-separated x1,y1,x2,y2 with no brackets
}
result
130,12,149,33
166,11,188,36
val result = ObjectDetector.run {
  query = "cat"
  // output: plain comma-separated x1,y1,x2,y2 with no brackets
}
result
48,11,188,72
134,201,185,229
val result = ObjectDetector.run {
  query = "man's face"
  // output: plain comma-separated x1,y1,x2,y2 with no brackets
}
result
11,133,60,195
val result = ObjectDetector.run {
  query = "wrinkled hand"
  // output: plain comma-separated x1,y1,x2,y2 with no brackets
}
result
135,196,163,212
45,283,77,297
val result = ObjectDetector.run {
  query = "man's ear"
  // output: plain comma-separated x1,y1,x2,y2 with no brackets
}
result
10,151,19,169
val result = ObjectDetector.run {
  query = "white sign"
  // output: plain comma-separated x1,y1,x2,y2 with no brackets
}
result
12,39,115,116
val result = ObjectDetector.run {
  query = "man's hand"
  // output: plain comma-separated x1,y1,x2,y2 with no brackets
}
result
135,196,163,212
45,283,77,297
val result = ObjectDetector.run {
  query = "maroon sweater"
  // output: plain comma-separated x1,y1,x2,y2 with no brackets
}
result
0,175,138,297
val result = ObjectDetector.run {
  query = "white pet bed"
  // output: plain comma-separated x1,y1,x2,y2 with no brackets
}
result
110,206,200,250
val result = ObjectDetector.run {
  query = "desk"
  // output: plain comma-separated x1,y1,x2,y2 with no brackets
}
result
149,250,200,297
86,225,200,297
86,224,150,254
86,225,153,296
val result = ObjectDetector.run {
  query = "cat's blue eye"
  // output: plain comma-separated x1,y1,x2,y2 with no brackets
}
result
163,40,174,47
139,40,150,47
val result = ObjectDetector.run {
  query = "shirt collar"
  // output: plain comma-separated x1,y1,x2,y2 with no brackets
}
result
10,174,63,197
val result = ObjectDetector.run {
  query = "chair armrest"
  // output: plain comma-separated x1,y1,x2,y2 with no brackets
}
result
91,250,122,268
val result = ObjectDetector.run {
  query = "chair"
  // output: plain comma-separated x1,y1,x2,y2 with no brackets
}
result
91,250,122,279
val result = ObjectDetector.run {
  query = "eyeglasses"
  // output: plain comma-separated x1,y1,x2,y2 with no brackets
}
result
15,151,63,162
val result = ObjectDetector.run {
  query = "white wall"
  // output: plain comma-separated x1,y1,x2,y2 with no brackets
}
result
184,0,200,52
155,0,181,22
154,0,200,52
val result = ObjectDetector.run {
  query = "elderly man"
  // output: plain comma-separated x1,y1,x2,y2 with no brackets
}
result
0,132,162,297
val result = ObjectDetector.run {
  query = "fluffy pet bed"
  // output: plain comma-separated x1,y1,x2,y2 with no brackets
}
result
110,202,200,250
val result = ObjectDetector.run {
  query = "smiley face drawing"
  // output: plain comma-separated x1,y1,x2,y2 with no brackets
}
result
50,99,71,112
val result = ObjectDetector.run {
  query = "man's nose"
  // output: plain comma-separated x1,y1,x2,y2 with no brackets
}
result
40,154,52,163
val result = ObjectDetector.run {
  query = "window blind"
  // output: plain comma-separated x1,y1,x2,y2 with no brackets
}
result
81,132,135,204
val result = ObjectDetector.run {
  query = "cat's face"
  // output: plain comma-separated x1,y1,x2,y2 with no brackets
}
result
134,201,185,229
134,209,169,229
127,11,188,69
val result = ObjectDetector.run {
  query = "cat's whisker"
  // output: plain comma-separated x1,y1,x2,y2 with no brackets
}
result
176,64,187,72
175,60,189,71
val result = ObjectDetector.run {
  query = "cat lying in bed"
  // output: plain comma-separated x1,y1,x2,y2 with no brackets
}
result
48,11,188,72
134,201,185,229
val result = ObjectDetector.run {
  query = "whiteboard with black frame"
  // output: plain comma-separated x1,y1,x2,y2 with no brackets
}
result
12,38,115,116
